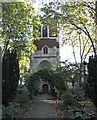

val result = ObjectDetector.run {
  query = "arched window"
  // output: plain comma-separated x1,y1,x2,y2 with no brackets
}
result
43,46,48,54
42,25,48,37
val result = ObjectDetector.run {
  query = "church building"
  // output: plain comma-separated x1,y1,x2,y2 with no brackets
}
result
30,23,60,93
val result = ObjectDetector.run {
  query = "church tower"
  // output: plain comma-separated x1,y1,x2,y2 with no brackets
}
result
30,23,60,73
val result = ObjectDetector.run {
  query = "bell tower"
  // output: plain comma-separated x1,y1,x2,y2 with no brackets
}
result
30,23,60,73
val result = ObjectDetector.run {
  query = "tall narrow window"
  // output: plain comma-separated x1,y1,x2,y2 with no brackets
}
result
43,46,48,54
42,25,47,37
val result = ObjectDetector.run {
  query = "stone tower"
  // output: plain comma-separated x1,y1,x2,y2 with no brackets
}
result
30,23,60,73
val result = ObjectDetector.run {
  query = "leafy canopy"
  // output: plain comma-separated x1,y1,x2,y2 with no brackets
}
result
41,1,96,56
2,2,41,57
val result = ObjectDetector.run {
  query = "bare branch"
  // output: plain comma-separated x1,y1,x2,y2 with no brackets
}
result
84,45,92,61
69,20,96,56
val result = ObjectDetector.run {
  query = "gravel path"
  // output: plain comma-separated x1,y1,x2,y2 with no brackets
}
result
24,94,61,118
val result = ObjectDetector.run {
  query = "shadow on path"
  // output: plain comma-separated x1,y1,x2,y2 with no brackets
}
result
24,94,61,118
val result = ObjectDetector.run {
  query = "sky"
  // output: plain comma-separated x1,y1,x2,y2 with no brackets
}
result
60,44,75,62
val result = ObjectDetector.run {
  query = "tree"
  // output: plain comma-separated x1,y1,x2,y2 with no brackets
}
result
41,1,96,56
2,2,40,56
1,2,41,104
1,1,40,68
86,1,97,108
1,1,41,82
40,1,96,88
63,29,93,86
87,56,97,107
2,49,19,105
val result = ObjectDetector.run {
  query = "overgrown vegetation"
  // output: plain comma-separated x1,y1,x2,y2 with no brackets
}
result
1,1,40,118
39,2,97,116
26,62,82,99
27,72,39,99
1,1,40,105
87,56,97,108
1,1,41,83
2,49,19,105
2,102,22,119
1,1,97,119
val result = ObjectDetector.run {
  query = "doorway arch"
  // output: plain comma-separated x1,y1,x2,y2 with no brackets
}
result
42,84,48,93
38,60,51,70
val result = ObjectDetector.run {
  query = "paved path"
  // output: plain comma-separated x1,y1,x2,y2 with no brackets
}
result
24,94,61,118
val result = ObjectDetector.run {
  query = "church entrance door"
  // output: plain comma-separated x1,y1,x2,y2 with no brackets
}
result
42,84,48,93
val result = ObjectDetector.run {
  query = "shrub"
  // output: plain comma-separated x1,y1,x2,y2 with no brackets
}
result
70,87,85,101
62,92,74,106
2,102,22,119
27,73,39,99
15,86,29,103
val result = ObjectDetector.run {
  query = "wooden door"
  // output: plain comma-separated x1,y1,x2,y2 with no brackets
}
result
42,84,48,93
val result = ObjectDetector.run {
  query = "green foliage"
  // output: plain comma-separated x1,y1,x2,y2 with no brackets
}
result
36,69,51,82
1,2,40,56
62,92,74,105
1,2,41,79
40,68,67,96
26,68,67,98
70,87,85,101
2,102,22,119
15,85,29,104
35,68,67,96
1,2,41,95
26,62,80,99
73,110,95,120
49,68,66,96
87,56,97,107
27,73,39,99
60,62,80,86
41,1,96,56
2,49,19,105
